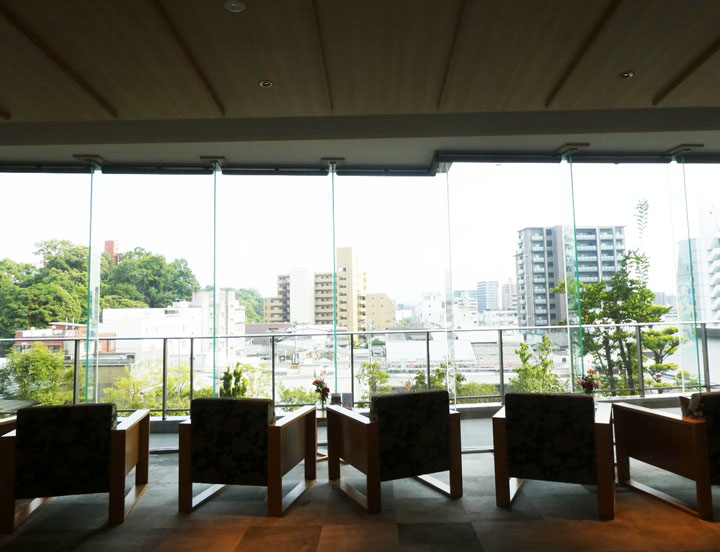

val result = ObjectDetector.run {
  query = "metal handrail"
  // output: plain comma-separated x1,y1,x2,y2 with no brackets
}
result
1,320,717,417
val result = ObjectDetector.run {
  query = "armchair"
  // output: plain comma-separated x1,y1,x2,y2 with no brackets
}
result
178,398,316,517
614,395,720,520
492,393,614,519
327,390,462,514
0,404,150,533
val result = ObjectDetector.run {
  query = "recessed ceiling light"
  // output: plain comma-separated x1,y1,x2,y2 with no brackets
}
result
258,79,274,88
618,70,634,80
224,0,245,13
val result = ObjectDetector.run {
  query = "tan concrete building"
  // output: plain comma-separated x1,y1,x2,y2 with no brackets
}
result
335,247,367,333
366,293,395,331
263,296,285,323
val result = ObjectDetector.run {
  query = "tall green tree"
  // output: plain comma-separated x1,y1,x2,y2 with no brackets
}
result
510,335,567,393
0,343,73,405
357,361,391,400
103,248,199,308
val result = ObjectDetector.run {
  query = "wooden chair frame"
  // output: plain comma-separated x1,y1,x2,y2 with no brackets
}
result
327,405,462,514
178,404,316,517
0,409,150,533
493,401,614,520
613,402,713,520
0,417,16,437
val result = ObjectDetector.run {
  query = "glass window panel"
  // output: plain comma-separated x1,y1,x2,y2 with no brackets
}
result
335,173,449,404
568,161,693,395
216,172,333,403
0,172,91,407
97,173,213,412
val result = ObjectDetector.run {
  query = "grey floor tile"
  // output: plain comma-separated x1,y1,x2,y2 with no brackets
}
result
398,522,483,551
236,525,322,551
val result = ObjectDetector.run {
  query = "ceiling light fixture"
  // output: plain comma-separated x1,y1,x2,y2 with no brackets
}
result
258,79,274,88
224,0,245,13
618,70,634,80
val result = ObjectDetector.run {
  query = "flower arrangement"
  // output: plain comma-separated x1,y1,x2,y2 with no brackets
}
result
313,378,330,408
578,369,601,395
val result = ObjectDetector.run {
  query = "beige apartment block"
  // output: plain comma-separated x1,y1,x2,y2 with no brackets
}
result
366,293,395,331
263,296,284,323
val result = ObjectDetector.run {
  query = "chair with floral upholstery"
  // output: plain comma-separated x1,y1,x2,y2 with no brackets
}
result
493,392,614,519
178,397,316,516
327,390,462,514
614,392,720,520
0,403,150,533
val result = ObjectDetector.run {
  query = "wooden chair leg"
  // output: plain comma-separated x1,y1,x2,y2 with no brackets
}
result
109,430,126,525
366,424,381,514
178,423,192,513
136,413,150,486
693,424,714,521
0,436,16,534
449,412,463,498
595,421,615,520
267,427,282,517
613,409,631,483
327,410,341,481
305,410,316,481
492,416,511,508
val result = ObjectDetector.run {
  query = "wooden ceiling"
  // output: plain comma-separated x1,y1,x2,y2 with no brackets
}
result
1,0,720,165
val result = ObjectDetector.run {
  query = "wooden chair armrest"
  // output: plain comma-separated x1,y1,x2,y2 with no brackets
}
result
179,419,191,427
0,417,16,436
594,402,612,425
117,409,151,431
327,405,371,425
613,402,704,425
272,405,316,428
492,406,506,420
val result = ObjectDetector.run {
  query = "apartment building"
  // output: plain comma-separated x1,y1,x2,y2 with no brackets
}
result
263,248,369,332
365,293,395,331
476,281,499,312
516,226,625,327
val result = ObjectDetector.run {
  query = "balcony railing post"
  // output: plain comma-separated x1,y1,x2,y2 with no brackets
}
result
162,338,168,421
426,332,431,390
701,322,711,392
635,325,645,397
498,329,505,403
350,333,355,406
73,339,80,404
271,336,276,403
189,337,194,404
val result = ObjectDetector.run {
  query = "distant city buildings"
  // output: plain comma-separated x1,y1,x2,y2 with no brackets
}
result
366,293,395,331
476,281,499,312
263,248,371,332
516,226,625,327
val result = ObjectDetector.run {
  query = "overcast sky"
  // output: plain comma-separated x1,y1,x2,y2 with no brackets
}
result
2,162,718,304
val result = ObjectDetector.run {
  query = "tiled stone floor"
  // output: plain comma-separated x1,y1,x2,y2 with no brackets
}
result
2,450,720,551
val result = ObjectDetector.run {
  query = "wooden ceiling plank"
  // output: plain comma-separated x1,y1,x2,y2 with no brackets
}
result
311,0,334,113
544,0,622,109
152,0,225,117
653,34,720,106
0,4,118,119
436,0,469,111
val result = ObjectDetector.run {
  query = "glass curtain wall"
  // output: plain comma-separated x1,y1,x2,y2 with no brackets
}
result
3,159,720,414
677,160,720,390
334,171,450,405
216,170,333,407
446,162,573,409
0,171,92,407
96,172,214,412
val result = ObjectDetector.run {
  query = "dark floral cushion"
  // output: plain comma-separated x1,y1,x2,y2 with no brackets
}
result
690,392,720,483
190,398,275,486
370,390,451,482
504,393,596,485
15,403,117,498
